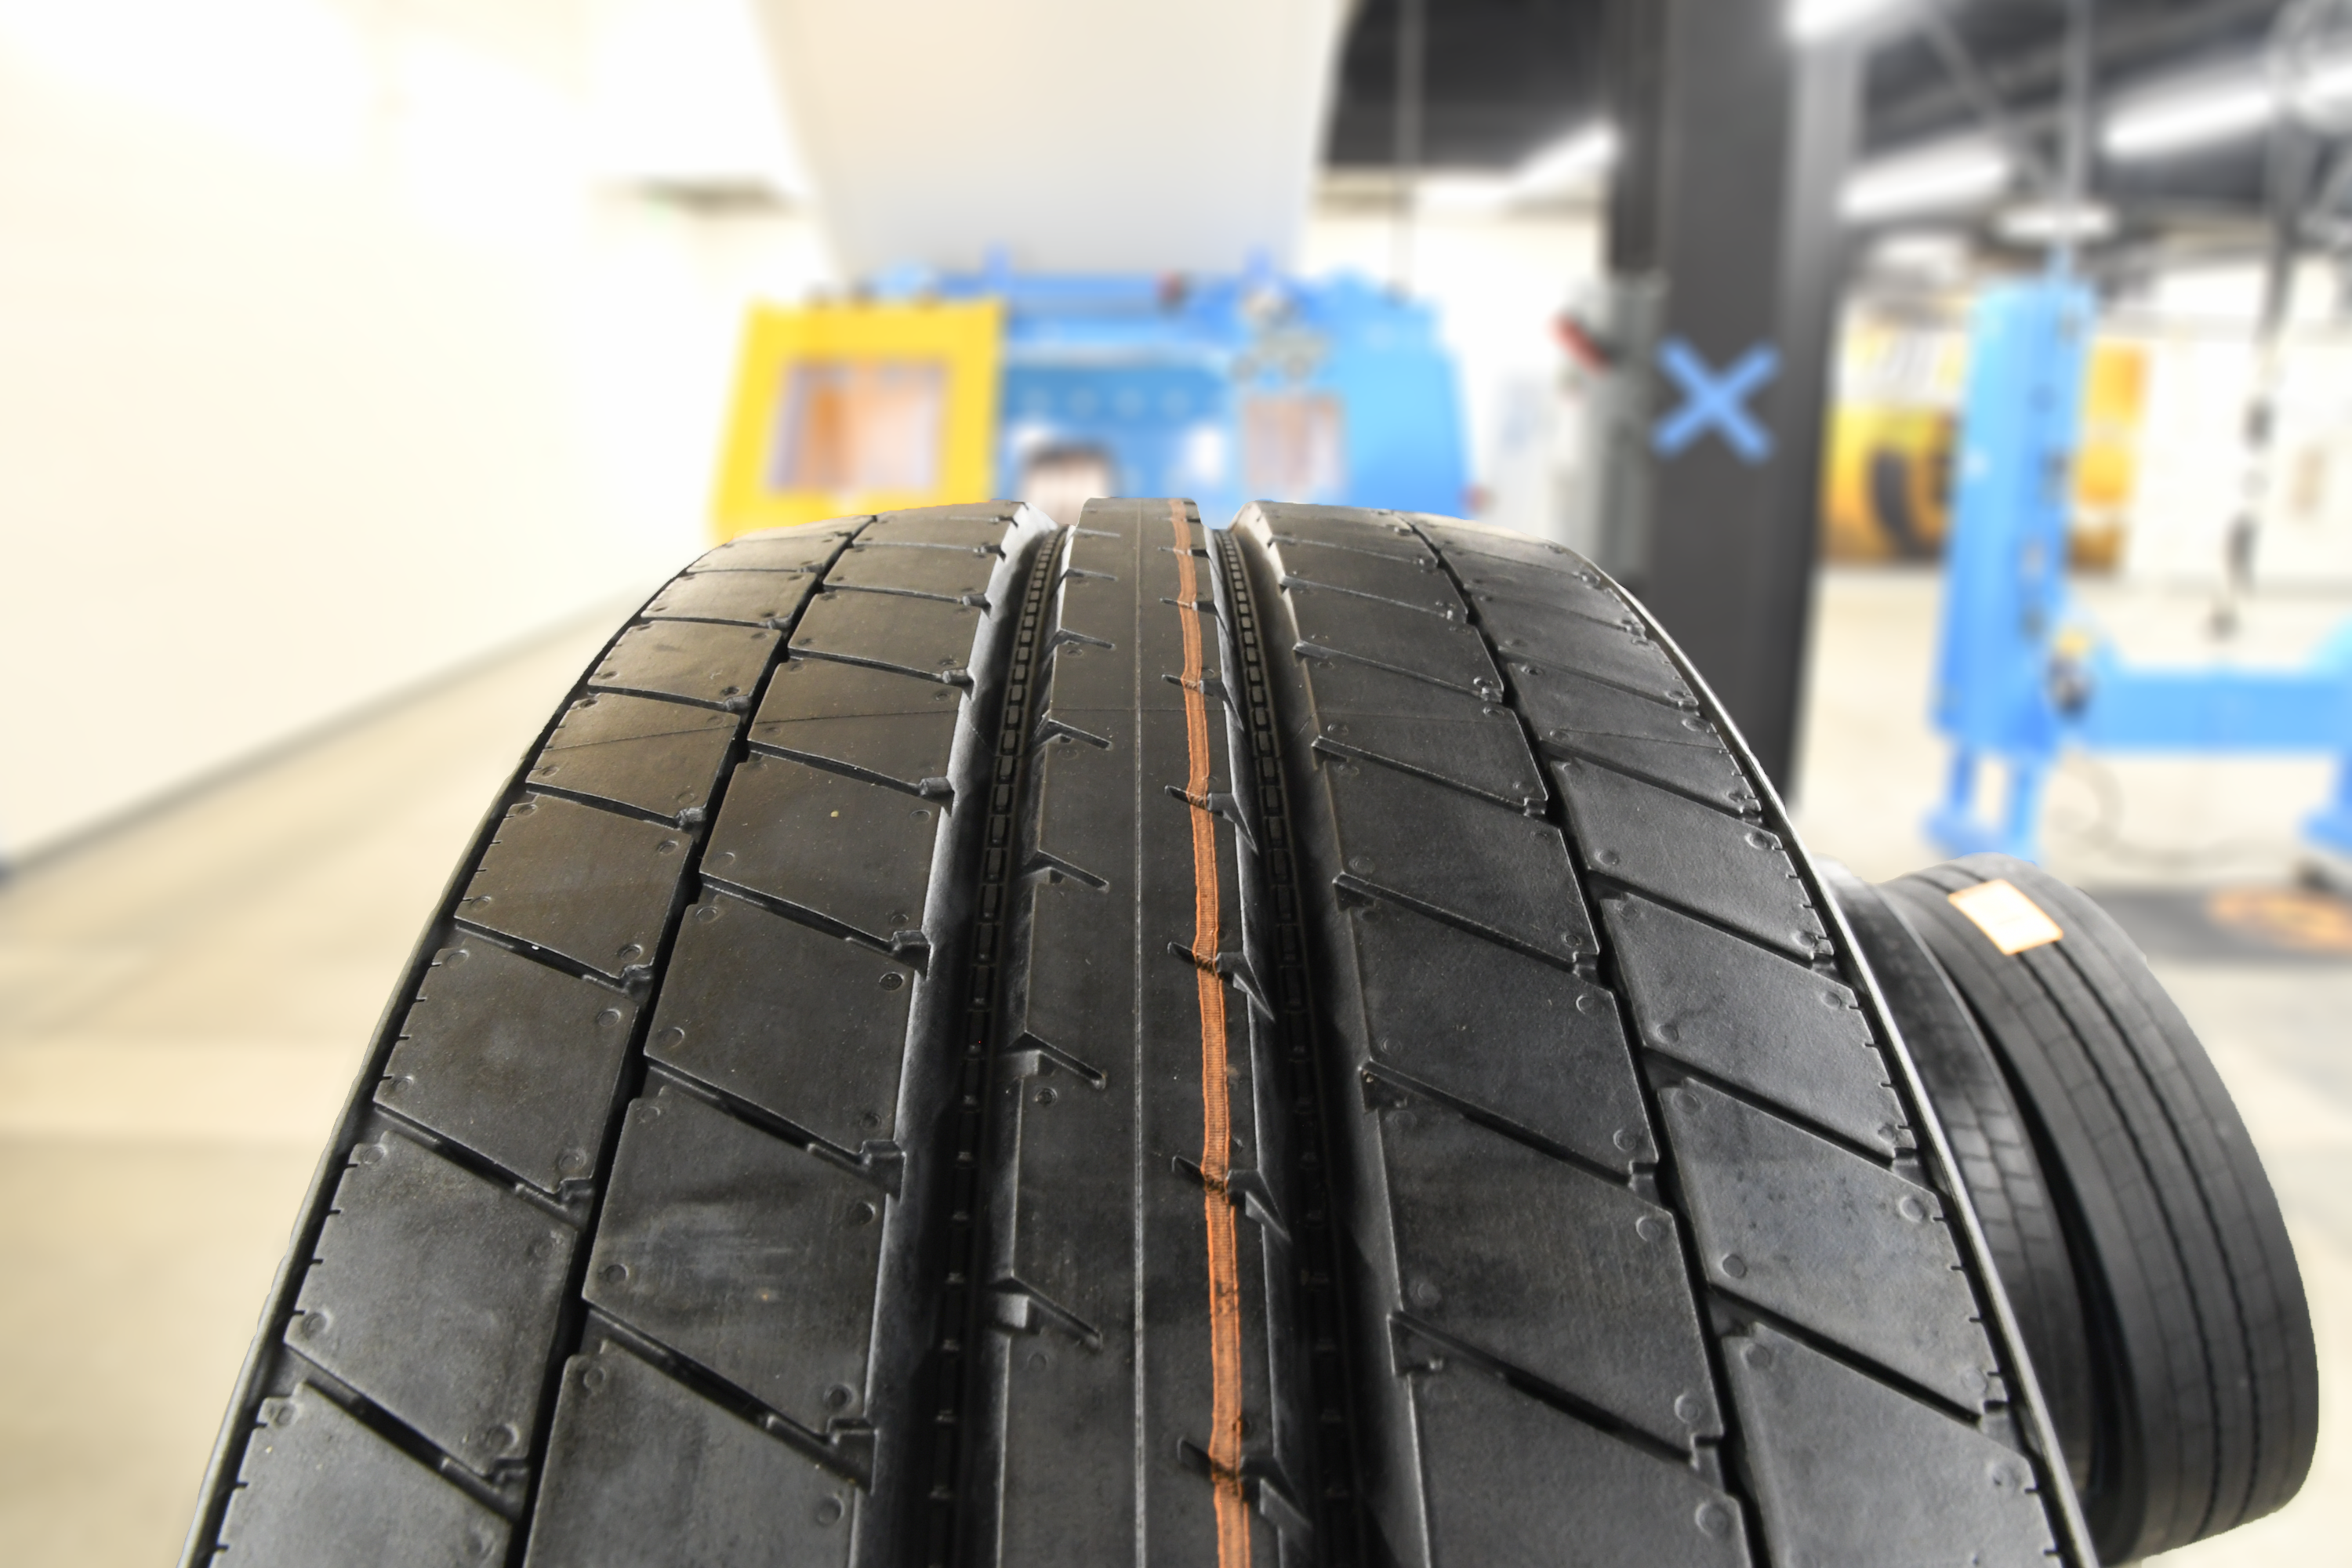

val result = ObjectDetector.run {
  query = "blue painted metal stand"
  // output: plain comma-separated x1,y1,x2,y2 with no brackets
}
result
1927,278,2352,862
913,261,1466,526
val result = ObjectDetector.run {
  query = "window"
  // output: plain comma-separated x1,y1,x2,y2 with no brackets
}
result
769,359,947,494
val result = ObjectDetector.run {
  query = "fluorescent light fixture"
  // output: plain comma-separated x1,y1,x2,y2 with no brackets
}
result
2288,54,2352,130
1414,173,1514,215
2102,73,2271,158
1508,124,1617,199
1994,201,2116,244
1397,126,1613,220
1869,230,1969,274
1789,0,1908,43
1842,143,2008,221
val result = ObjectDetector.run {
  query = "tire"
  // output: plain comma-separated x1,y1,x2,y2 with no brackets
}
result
1820,863,2099,1503
1857,856,2318,1563
184,502,2094,1568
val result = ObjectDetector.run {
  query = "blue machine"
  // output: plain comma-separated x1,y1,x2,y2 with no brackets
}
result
918,260,1466,525
1927,276,2352,862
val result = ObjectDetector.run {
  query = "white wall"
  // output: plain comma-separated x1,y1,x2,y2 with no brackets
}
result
2121,260,2352,586
0,0,830,860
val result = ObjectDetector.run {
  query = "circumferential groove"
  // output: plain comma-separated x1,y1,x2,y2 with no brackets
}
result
920,525,1064,1566
1210,528,1373,1563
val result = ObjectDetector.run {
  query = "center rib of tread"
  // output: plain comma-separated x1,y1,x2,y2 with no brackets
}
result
1171,503,1253,1567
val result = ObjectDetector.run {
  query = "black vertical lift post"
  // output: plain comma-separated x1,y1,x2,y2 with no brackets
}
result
1606,0,1860,793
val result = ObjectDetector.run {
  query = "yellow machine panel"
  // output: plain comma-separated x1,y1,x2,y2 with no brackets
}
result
711,298,1003,540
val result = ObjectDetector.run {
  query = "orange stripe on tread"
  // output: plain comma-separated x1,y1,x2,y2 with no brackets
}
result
1170,501,1250,1568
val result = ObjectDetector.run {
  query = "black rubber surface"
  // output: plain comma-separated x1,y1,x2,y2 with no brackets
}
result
1822,866,2099,1491
1877,855,2319,1563
183,503,2092,1568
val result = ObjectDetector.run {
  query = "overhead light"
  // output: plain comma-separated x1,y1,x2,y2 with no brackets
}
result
1414,173,1513,215
1508,124,1617,200
2286,53,2352,132
1789,0,1909,43
1842,144,2009,222
1994,201,2116,244
2102,73,2272,158
1868,230,1970,277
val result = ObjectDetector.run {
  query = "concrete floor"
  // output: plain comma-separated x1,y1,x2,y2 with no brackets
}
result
0,610,624,1566
1,568,2346,1563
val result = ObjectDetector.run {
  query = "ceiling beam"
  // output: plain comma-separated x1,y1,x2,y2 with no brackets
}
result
1871,0,2277,145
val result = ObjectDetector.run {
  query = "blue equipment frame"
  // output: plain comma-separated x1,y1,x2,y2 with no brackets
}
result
1927,277,2352,862
916,260,1466,526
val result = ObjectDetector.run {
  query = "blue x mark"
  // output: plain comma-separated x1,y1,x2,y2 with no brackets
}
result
1653,338,1780,464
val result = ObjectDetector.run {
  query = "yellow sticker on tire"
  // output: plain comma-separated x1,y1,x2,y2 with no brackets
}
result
1948,878,2065,955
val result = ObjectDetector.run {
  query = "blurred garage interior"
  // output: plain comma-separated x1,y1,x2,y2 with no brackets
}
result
8,1,2352,1563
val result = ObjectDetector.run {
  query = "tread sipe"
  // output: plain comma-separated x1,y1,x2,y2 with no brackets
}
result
185,503,2094,1568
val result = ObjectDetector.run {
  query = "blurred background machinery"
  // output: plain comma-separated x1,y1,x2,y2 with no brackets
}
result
710,267,1465,539
1928,275,2352,865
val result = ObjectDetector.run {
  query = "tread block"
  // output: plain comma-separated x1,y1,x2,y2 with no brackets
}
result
750,659,964,792
999,1046,1127,1336
1412,516,1594,578
1270,537,1464,617
1477,596,1694,708
220,1384,509,1568
650,893,915,1152
1316,724,1542,814
1519,673,1755,813
1299,624,1542,808
1029,717,1124,884
1348,899,1653,1171
1041,633,1125,711
524,1344,853,1568
1298,648,1493,721
1290,590,1502,696
642,569,818,628
825,541,997,601
751,659,963,792
754,655,967,720
1383,1103,1720,1447
378,938,637,1193
1414,1368,1748,1568
752,711,960,797
702,753,942,944
459,796,689,983
1325,755,1595,964
528,693,737,822
586,1085,884,1426
589,621,778,711
1449,554,1637,634
1449,572,1638,642
1256,502,1436,561
1723,1324,2055,1568
1659,1080,1997,1409
1044,572,1133,709
291,1134,577,1474
1554,757,1828,959
690,526,856,575
1454,563,1634,631
791,590,986,683
1602,894,1904,1155
858,506,1014,550
1019,733,1130,1054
